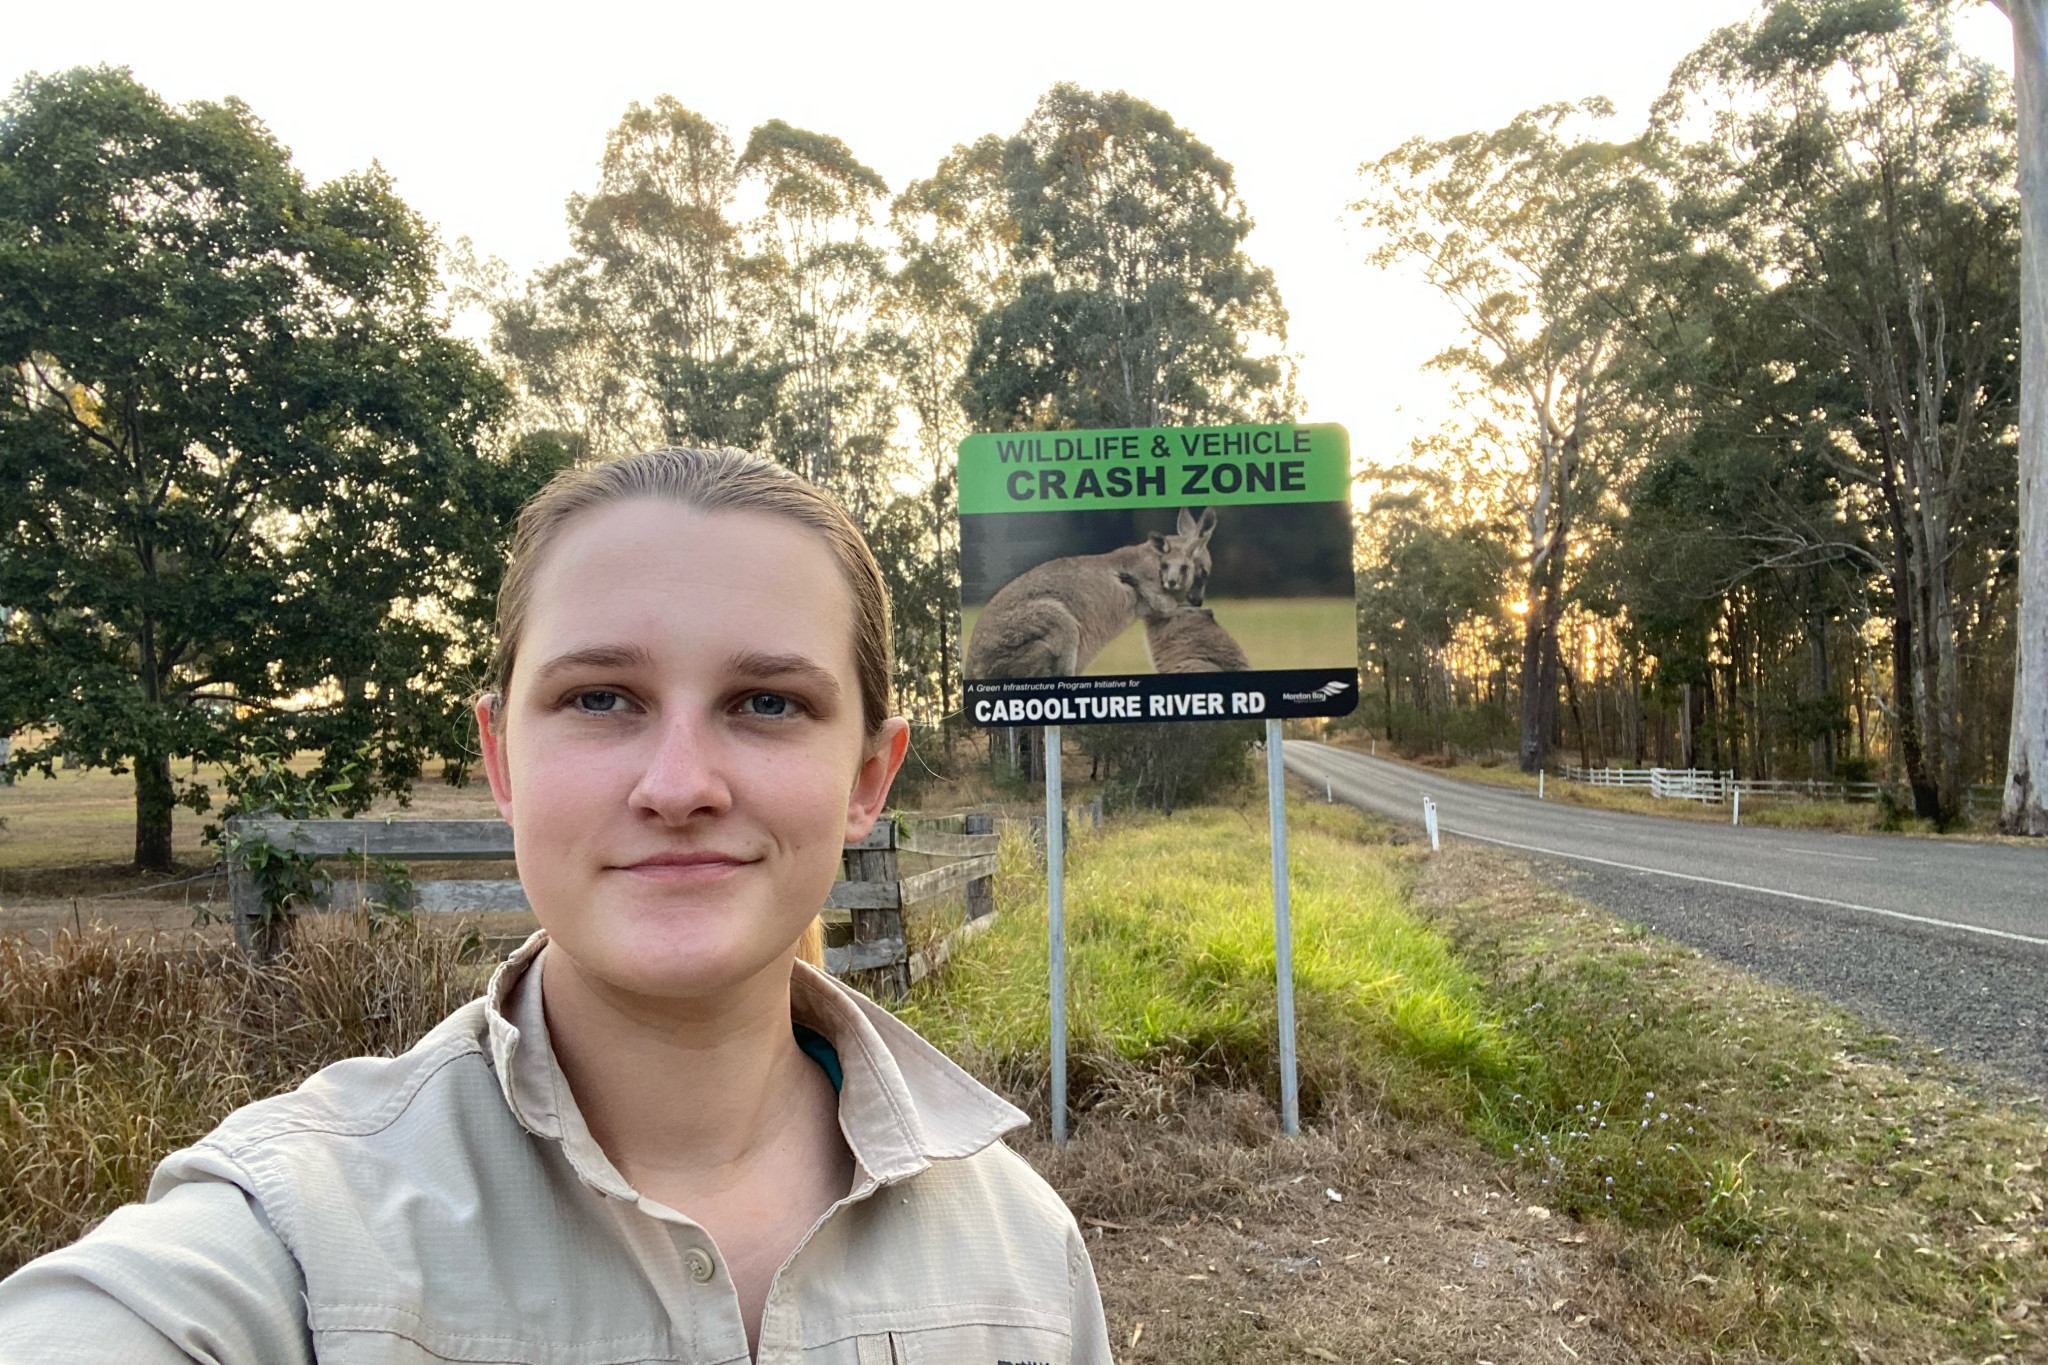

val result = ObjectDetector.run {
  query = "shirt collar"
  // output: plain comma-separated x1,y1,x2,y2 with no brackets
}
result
482,931,1026,1195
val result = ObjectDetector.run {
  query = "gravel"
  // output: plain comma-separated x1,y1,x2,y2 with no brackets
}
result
1516,852,2048,1093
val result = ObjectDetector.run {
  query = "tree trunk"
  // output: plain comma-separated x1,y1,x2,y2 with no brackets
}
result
1382,658,1395,741
134,751,176,871
2008,0,2048,835
1561,654,1589,767
1809,616,1835,779
1679,683,1694,769
1517,609,1548,772
1909,457,1966,823
1517,562,1564,774
1879,458,1942,818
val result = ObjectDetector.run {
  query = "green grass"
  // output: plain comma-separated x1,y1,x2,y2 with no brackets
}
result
961,596,1357,676
1429,855,2048,1359
902,799,2048,1359
899,801,1512,1118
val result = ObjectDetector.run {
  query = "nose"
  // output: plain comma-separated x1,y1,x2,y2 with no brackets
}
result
627,707,734,825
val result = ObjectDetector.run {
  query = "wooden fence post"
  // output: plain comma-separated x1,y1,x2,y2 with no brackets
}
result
964,813,995,921
225,818,290,962
843,822,909,999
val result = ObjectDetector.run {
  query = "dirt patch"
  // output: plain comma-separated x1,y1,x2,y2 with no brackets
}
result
0,898,538,953
0,899,232,950
1009,1092,1657,1364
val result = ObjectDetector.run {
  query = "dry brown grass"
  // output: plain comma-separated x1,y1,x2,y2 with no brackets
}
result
1010,1088,1663,1364
0,918,496,1274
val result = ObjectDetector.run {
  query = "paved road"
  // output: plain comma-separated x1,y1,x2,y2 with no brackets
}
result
1286,742,2048,1086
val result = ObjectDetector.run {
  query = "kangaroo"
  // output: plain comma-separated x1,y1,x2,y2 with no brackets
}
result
1167,507,1216,605
1121,570,1251,673
966,509,1217,679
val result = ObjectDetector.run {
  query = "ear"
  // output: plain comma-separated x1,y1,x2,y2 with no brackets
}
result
845,717,911,845
1146,531,1168,551
1176,507,1197,538
476,696,515,826
1197,506,1217,537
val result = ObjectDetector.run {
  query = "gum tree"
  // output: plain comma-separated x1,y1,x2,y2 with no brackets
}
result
1662,1,2019,823
1991,0,2048,834
965,84,1293,432
1353,102,1662,774
0,68,545,868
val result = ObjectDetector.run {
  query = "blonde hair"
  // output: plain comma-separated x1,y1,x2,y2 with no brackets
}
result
488,447,889,973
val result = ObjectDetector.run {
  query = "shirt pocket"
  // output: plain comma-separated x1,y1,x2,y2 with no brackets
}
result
873,1323,1072,1365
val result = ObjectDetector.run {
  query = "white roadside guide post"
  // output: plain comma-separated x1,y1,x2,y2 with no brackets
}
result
1733,785,1741,827
1045,726,1068,1145
1423,796,1440,851
1266,720,1300,1137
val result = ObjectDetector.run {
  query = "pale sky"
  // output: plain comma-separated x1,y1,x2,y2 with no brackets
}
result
1,1,2016,461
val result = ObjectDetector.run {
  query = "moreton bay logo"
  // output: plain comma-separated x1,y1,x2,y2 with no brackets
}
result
1281,679,1354,703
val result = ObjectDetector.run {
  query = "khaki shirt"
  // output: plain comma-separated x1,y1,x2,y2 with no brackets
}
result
0,936,1112,1364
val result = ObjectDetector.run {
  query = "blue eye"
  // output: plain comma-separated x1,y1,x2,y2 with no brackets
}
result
744,693,793,717
575,690,625,713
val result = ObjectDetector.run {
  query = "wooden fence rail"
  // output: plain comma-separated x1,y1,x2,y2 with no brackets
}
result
825,813,998,997
227,812,1000,995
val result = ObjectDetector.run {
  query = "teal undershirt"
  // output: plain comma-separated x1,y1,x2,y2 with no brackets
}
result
792,1022,843,1093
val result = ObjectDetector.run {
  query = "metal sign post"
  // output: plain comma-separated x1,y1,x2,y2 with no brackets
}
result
1045,726,1068,1145
1265,719,1300,1136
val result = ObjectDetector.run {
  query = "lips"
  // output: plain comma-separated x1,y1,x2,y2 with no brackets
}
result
614,850,756,882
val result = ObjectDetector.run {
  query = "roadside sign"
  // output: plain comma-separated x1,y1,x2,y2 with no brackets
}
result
956,423,1355,1144
958,423,1358,727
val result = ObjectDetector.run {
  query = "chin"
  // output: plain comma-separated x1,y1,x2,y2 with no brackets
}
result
563,901,805,999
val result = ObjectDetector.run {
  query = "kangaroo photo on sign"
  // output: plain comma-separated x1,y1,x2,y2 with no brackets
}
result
958,423,1357,727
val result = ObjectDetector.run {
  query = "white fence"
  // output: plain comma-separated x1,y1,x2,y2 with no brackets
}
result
1558,764,2001,813
1562,765,1738,803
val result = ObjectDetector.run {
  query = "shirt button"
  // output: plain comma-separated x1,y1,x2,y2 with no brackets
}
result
684,1247,716,1283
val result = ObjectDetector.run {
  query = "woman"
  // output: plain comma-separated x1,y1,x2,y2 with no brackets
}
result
0,449,1113,1364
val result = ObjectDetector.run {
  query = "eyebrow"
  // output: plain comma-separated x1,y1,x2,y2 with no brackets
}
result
529,644,845,704
727,650,844,704
529,643,655,685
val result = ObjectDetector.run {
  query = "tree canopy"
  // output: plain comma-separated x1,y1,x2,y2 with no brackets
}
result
0,66,558,867
1349,0,2026,826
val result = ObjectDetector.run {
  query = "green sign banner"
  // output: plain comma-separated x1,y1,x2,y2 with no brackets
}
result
958,422,1350,515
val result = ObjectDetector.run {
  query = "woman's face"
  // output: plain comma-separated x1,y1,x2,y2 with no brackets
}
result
478,500,907,1002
